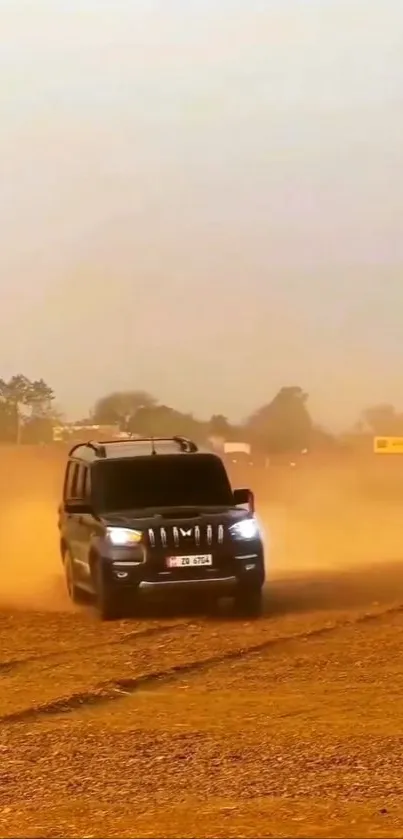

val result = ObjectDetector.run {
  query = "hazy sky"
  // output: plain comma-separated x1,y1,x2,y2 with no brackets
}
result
1,0,403,428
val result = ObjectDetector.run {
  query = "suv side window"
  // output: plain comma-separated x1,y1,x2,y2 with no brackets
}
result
75,464,87,499
64,462,76,500
82,466,91,501
65,461,85,501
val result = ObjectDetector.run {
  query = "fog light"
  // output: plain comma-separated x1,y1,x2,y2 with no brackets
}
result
115,571,129,579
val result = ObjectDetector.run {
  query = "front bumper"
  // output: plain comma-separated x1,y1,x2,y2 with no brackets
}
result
138,575,238,593
101,546,265,596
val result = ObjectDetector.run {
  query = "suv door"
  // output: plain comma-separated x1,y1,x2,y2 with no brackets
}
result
73,465,97,587
67,463,95,586
60,460,81,553
63,461,88,581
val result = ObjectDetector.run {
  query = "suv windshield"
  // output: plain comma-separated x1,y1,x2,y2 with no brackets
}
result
94,454,234,512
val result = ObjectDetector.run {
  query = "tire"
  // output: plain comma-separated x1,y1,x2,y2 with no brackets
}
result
234,585,263,618
64,551,85,604
93,563,122,621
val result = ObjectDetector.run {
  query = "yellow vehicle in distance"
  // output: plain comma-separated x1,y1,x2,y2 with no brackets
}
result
373,436,403,454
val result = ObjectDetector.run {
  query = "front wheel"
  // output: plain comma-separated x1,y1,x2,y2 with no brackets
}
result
64,551,85,604
93,563,123,621
234,585,263,619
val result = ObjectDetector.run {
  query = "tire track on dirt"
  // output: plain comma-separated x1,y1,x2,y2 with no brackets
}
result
0,620,193,674
2,603,401,726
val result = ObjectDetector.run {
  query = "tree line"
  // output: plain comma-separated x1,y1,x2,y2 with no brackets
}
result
0,373,396,451
88,386,317,452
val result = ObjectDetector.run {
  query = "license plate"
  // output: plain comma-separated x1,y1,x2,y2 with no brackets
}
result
166,554,213,568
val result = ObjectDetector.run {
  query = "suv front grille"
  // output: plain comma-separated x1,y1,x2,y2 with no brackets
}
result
147,523,225,550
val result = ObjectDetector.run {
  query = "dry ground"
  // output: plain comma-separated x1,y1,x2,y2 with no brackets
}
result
1,447,403,837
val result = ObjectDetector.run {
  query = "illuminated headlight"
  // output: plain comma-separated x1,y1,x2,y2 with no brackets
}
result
106,527,143,546
230,518,260,540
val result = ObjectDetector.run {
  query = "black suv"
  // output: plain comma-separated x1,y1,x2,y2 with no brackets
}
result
58,436,265,620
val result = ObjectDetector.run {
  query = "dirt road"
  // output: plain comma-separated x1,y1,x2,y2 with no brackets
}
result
1,448,403,837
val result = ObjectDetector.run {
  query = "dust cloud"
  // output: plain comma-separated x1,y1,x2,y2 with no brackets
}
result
0,447,72,612
0,496,71,612
258,457,403,613
0,446,402,613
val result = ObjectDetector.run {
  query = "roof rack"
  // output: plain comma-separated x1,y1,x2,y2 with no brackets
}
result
171,436,198,453
68,441,105,458
68,436,198,459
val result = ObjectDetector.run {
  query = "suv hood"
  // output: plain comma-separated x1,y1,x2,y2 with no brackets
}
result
100,505,251,528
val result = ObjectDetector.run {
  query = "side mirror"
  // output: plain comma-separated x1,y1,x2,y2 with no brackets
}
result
64,500,92,515
233,487,254,513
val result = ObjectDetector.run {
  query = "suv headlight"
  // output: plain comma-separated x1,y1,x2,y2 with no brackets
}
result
106,527,143,546
229,518,260,540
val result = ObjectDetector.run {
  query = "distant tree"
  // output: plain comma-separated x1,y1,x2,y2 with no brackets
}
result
28,378,56,417
0,375,55,442
92,390,157,427
22,415,57,444
246,386,313,453
131,404,205,440
310,424,338,450
359,403,403,435
0,400,15,442
208,414,232,438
